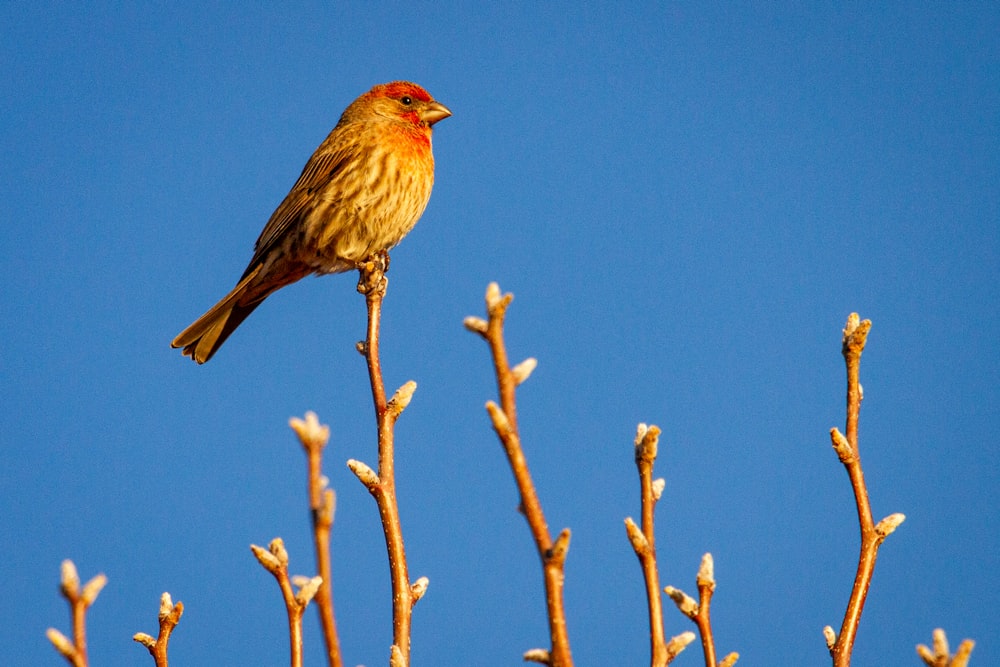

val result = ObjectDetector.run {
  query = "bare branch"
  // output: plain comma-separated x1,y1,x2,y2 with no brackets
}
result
467,282,574,666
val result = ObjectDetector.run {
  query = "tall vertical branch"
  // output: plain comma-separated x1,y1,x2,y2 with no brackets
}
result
825,313,905,666
290,411,343,667
465,282,573,667
347,254,426,665
624,424,669,666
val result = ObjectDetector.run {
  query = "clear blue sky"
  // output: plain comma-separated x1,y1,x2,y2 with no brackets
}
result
2,3,997,665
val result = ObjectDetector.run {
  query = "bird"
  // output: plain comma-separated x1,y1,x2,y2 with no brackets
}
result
171,81,451,363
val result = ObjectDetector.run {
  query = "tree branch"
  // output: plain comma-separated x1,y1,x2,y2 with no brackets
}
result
289,411,343,667
133,592,184,667
46,560,106,667
349,254,422,664
826,313,905,666
466,282,573,667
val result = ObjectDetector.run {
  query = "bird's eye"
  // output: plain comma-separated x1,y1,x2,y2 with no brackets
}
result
400,96,413,105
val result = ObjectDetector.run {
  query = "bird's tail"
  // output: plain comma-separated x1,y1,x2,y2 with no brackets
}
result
172,265,264,364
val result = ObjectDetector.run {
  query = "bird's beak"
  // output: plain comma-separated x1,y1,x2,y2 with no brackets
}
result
420,101,452,126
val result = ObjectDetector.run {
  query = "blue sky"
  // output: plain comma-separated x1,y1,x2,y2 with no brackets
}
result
2,3,997,665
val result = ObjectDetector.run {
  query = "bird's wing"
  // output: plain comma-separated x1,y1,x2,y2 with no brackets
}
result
241,143,356,277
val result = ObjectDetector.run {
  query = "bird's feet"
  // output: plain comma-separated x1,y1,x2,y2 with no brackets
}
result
356,250,390,296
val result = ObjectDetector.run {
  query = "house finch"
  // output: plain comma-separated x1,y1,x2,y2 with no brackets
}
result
172,81,450,363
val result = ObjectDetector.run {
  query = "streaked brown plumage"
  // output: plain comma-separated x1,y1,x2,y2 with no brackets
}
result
172,81,450,363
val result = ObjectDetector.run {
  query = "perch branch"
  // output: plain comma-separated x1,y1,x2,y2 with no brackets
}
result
350,253,421,663
826,313,905,667
466,282,573,667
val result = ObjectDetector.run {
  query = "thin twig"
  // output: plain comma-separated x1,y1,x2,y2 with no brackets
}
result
133,593,184,667
624,424,668,666
466,282,573,667
916,628,975,667
349,253,421,663
663,555,738,667
290,412,344,667
827,313,905,666
251,538,322,667
46,560,106,667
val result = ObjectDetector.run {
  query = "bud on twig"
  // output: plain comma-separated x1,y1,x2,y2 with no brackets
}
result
158,592,174,619
485,401,511,434
823,625,837,649
697,552,715,589
523,648,551,664
46,628,74,658
289,411,329,450
347,459,380,487
829,427,854,462
635,424,661,463
485,282,502,308
719,652,740,666
664,585,698,618
132,632,156,648
390,644,406,667
295,576,323,606
251,543,282,572
624,517,649,554
60,560,79,597
81,573,108,606
411,576,429,602
387,381,417,418
511,357,537,385
874,512,906,537
665,631,697,659
463,316,488,335
651,478,665,501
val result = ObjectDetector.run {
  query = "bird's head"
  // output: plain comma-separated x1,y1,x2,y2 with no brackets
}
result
345,81,451,129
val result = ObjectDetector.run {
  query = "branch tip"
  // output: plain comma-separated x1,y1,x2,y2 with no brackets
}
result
290,411,330,449
697,552,715,588
635,423,661,463
841,313,872,357
59,560,80,597
132,632,156,648
250,542,283,571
